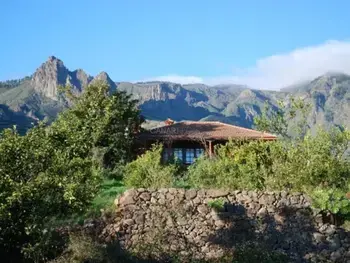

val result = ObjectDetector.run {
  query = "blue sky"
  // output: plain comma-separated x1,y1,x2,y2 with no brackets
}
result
1,0,350,89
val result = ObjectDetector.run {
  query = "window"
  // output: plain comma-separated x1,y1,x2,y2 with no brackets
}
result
173,148,183,162
162,148,171,162
195,148,204,159
164,147,205,165
185,149,195,164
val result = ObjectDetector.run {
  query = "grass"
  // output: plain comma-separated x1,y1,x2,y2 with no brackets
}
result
207,198,225,210
89,178,127,216
51,178,126,226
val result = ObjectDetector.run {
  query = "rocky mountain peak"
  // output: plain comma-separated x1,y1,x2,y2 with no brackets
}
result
91,71,117,92
94,71,109,80
31,56,70,100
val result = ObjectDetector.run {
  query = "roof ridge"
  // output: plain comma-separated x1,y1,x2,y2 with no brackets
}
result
148,120,276,138
212,121,276,137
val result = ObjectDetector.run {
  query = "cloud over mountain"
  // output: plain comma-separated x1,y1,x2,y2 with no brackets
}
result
146,40,350,90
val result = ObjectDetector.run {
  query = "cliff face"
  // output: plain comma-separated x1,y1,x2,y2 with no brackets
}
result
1,56,350,133
31,56,92,100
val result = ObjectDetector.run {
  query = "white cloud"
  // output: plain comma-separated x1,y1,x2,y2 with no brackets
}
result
142,40,350,90
141,75,204,85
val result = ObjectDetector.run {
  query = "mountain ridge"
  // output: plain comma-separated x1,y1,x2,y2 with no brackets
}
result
1,56,350,132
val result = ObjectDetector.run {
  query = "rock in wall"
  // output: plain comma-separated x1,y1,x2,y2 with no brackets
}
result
102,189,350,262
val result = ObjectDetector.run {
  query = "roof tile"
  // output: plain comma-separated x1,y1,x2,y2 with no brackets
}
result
139,121,276,141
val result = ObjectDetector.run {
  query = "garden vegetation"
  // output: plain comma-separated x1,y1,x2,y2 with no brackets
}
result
1,82,350,262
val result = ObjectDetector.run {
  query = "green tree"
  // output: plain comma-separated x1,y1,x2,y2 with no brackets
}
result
55,81,143,168
0,81,143,261
254,97,311,139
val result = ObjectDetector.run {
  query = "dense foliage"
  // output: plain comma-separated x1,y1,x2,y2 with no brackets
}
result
123,97,350,223
0,82,142,261
187,128,350,192
123,144,177,188
2,78,350,262
55,82,143,168
187,140,274,190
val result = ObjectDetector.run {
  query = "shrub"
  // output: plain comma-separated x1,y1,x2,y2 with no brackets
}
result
311,186,350,222
207,199,225,211
187,139,276,190
265,128,350,192
50,233,107,263
0,125,101,261
187,127,350,194
123,144,177,188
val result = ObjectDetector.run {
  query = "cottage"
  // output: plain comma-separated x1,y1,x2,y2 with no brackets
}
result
137,120,277,165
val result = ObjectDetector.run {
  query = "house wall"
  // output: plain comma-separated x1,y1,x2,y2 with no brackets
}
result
163,141,206,164
137,139,229,159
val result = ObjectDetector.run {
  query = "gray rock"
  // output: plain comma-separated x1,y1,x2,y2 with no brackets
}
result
321,224,337,235
259,194,276,205
139,192,151,201
257,207,268,218
330,250,342,261
124,219,135,226
150,197,157,204
207,189,229,198
119,190,137,205
197,204,209,215
158,188,169,194
166,192,175,200
328,236,341,251
193,197,202,204
177,217,187,226
134,213,145,224
185,189,197,200
158,198,166,205
313,232,325,243
168,188,178,194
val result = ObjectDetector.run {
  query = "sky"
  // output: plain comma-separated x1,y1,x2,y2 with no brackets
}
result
1,0,350,90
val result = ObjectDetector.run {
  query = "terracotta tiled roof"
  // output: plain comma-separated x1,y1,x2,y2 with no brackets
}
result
138,121,277,141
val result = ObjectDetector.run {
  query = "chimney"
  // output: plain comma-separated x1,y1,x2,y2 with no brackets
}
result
164,118,174,126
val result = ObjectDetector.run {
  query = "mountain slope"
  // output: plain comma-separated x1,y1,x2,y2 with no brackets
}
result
1,56,349,133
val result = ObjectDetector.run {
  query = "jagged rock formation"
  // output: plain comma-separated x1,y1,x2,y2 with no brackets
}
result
91,71,117,92
31,56,92,100
1,56,350,132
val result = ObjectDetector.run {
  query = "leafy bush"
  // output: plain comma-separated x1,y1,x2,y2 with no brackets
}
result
311,187,350,216
0,124,101,261
50,233,107,263
187,139,276,190
264,128,350,192
0,82,142,261
207,199,225,210
123,144,177,188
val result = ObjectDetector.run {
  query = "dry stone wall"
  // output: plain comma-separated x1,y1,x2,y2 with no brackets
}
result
102,189,350,262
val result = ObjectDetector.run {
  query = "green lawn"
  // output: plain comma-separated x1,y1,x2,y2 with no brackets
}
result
51,178,127,226
89,178,127,216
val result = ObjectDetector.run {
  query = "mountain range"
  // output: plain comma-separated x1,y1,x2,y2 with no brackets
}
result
1,56,350,133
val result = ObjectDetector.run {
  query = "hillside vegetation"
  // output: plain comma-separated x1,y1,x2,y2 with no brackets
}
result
1,57,350,133
1,59,350,262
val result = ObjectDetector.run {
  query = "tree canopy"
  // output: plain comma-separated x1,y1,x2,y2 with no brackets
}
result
0,81,143,261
